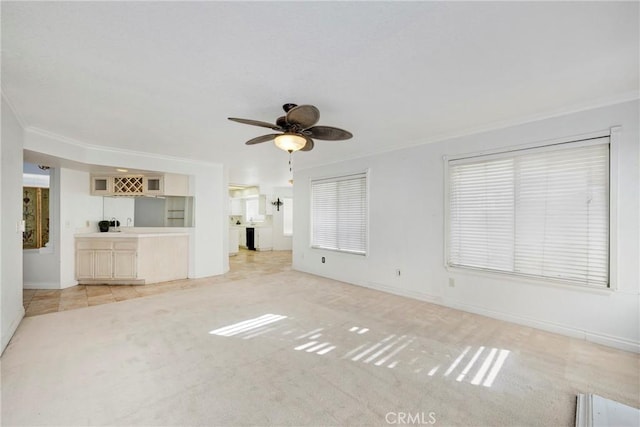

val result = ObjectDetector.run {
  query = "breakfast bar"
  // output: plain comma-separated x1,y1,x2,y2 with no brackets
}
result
74,232,189,285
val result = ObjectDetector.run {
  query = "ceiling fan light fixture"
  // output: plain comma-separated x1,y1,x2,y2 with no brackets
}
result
274,133,306,153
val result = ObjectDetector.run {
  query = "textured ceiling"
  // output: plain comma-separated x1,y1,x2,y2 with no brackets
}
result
2,1,638,188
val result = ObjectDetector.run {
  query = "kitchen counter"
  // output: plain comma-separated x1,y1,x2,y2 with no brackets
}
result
75,233,189,285
76,232,189,238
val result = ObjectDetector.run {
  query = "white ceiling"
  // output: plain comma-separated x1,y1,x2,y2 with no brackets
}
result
2,2,638,188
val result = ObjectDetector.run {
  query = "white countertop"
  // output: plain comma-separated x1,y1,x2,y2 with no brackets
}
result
75,232,189,238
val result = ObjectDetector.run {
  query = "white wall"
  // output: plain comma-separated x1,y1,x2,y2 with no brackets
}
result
293,100,640,352
23,129,228,286
1,98,25,353
23,168,59,289
59,168,104,288
271,187,293,251
24,168,105,289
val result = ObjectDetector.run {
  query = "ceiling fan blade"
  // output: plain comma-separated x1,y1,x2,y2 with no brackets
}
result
306,126,353,140
228,117,282,131
300,137,314,151
286,105,320,129
245,134,278,145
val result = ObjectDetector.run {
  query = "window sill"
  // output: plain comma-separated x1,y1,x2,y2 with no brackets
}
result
445,264,614,295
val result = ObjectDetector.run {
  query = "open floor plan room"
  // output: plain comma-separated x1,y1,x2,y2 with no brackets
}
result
2,263,637,426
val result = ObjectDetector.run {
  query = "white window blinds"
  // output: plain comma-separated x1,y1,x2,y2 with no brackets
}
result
311,173,367,255
448,138,609,287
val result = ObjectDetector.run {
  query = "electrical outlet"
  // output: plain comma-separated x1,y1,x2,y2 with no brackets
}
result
448,278,455,287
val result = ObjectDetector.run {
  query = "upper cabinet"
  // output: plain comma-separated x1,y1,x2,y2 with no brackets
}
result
144,176,163,194
91,176,112,195
91,173,190,197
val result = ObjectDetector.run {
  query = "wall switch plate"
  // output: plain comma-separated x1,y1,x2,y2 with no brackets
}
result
448,278,455,287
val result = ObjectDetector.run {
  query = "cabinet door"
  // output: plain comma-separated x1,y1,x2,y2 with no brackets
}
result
91,176,111,195
94,250,113,279
255,228,273,250
76,250,95,279
113,251,137,279
144,176,164,195
239,228,247,248
230,198,243,215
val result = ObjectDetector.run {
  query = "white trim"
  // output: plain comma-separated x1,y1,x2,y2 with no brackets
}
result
25,126,221,168
0,88,28,128
444,128,611,163
1,307,25,355
575,394,593,427
442,298,639,353
349,277,639,353
23,281,62,290
608,126,621,291
444,131,613,289
445,264,614,296
299,95,639,173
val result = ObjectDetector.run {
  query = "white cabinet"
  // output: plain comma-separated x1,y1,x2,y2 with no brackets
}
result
94,250,115,279
90,174,190,196
113,251,137,279
75,240,136,281
163,173,190,196
144,176,163,195
91,176,111,195
229,228,240,256
76,250,96,279
255,227,273,251
258,195,267,215
239,227,247,248
230,198,243,215
75,234,188,285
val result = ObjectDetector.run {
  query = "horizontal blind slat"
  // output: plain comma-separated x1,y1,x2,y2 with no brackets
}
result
448,140,609,287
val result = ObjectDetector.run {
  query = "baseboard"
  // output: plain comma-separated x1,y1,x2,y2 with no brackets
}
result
1,306,25,355
444,299,640,353
353,279,639,353
23,281,61,290
365,281,443,305
23,280,78,290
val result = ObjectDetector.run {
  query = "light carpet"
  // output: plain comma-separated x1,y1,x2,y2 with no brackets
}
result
2,271,638,426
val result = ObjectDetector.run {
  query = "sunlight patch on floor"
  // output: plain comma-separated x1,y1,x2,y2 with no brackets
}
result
209,316,511,387
209,314,287,336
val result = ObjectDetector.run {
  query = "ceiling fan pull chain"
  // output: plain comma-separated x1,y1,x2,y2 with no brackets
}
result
289,151,293,172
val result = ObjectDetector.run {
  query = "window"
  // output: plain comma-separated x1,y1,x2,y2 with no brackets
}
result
283,197,293,236
311,172,368,255
245,197,264,223
447,137,609,287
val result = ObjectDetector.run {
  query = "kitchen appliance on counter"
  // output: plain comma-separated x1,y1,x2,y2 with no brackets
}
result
98,220,110,232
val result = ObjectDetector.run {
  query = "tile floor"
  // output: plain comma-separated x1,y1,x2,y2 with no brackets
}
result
23,249,291,317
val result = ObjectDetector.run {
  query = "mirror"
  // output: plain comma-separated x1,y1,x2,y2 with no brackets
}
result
103,196,194,227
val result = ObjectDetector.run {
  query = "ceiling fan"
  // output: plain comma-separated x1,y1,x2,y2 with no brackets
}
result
228,103,353,153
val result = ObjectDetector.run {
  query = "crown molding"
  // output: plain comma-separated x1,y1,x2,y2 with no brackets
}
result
298,92,640,172
1,87,28,129
25,126,221,168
